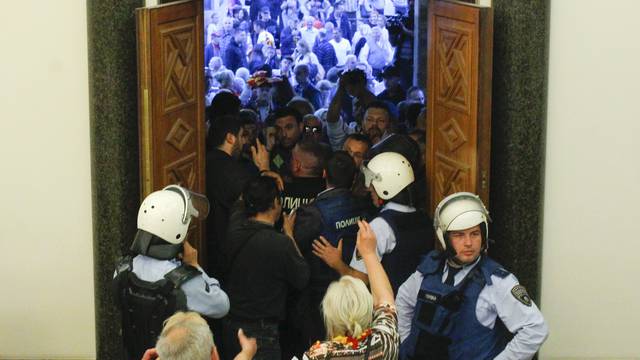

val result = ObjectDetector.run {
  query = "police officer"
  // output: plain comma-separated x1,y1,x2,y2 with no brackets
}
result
396,192,549,359
113,185,230,360
293,150,372,346
313,152,434,295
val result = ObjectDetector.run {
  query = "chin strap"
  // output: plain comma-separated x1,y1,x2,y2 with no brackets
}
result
131,230,182,260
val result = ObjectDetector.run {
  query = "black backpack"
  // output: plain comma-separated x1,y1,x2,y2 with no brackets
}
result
112,256,200,359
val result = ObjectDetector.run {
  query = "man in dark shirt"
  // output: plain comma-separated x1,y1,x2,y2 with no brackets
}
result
312,29,338,76
224,28,248,73
281,138,329,214
293,64,323,112
222,176,309,360
269,106,304,181
377,65,406,105
205,112,271,280
293,151,372,346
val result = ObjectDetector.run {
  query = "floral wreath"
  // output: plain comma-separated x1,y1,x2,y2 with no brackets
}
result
246,70,282,89
312,328,373,350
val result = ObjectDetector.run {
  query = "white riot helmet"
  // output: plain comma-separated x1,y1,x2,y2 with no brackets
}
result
137,185,210,244
361,152,414,200
433,192,491,251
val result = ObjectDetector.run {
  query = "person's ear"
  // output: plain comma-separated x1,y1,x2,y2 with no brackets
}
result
211,345,220,360
322,169,327,179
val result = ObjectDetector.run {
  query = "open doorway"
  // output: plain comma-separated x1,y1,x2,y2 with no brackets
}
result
203,0,423,113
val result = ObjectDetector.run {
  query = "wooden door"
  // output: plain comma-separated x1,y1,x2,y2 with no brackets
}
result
426,0,493,216
136,0,206,254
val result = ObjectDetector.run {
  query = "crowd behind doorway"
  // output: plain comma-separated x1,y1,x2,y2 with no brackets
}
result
203,0,420,118
198,1,429,359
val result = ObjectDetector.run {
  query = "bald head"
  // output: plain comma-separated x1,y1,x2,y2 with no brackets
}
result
291,139,329,177
156,312,216,360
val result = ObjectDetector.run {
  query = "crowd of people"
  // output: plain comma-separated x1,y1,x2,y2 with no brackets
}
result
114,82,549,359
204,0,417,118
111,1,549,358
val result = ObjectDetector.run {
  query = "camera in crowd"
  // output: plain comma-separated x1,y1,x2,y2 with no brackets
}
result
386,14,408,36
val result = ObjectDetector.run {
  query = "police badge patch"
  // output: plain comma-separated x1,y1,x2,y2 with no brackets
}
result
511,285,532,307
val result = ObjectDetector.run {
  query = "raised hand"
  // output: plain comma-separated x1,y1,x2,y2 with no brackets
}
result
251,138,270,172
312,236,344,270
356,220,377,259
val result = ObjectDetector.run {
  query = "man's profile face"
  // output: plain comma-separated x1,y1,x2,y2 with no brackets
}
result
275,115,302,148
363,107,390,144
449,225,483,264
343,138,369,168
231,127,246,158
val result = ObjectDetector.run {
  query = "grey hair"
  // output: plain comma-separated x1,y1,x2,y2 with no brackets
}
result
156,311,214,360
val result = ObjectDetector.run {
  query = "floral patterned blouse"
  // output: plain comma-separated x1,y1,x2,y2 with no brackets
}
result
303,303,400,360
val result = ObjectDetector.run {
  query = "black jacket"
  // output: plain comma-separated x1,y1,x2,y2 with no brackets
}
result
225,201,309,320
205,149,257,279
224,39,247,73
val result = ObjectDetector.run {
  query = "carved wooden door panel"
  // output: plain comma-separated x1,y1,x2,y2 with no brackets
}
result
426,0,493,216
136,0,206,254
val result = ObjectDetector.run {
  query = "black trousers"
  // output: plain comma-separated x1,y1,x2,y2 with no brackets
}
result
221,316,281,360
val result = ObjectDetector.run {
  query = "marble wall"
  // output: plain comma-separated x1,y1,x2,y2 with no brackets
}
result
88,1,143,358
87,0,549,357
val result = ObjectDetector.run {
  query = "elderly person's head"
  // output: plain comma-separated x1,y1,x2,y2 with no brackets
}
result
209,56,224,72
235,67,250,82
214,69,235,90
156,312,217,360
322,276,373,339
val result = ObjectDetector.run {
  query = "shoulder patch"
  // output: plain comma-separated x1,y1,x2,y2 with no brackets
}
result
493,267,510,278
511,285,532,307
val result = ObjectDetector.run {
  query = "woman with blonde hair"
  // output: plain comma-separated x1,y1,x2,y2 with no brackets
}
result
295,39,325,81
305,220,400,359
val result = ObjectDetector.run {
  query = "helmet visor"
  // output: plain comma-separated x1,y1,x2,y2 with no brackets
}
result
163,185,210,222
360,163,381,188
188,191,210,220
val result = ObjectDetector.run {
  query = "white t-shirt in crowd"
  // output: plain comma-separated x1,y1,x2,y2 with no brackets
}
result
329,38,352,66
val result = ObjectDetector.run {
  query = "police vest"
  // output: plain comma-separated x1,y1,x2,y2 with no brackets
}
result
400,251,511,360
310,189,370,290
112,256,200,359
378,209,433,295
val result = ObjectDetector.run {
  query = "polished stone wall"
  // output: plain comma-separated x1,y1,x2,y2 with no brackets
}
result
488,0,549,301
88,0,549,358
88,1,143,358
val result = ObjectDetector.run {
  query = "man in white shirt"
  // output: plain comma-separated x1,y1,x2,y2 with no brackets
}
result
300,16,319,48
329,28,352,66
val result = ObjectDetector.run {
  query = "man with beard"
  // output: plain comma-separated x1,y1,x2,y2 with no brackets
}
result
270,106,304,181
363,100,395,145
205,114,272,280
